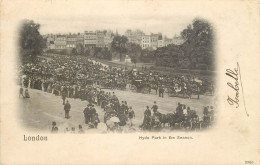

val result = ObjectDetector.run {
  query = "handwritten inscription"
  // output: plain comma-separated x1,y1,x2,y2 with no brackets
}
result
226,62,249,117
226,64,240,108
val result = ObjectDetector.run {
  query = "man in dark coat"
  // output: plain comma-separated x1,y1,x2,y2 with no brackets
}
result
83,105,90,124
64,100,71,119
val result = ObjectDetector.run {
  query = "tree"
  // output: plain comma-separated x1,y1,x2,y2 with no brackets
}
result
71,48,77,55
111,35,128,61
76,43,84,55
131,55,137,67
126,43,142,57
19,19,46,63
181,18,214,70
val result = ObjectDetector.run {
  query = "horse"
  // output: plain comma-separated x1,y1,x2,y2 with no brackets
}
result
153,112,175,127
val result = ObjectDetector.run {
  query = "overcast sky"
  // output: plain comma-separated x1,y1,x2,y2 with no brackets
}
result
37,16,194,38
20,1,197,38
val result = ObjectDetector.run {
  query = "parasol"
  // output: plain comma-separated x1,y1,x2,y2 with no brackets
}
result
109,117,120,123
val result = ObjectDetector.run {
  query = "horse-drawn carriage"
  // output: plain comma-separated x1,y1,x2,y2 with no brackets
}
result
140,108,214,131
167,83,190,98
130,80,150,94
167,81,200,98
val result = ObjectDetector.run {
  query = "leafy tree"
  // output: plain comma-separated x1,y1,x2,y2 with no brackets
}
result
76,43,84,55
181,18,214,70
19,19,46,63
111,35,128,61
126,42,142,57
71,48,77,55
131,55,137,67
101,47,112,60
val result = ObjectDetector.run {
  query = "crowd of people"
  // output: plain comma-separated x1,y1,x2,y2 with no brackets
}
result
19,54,215,99
18,54,216,133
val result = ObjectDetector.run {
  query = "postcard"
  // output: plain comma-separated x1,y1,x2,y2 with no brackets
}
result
0,0,259,164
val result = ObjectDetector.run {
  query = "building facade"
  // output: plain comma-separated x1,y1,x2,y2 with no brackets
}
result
46,34,56,50
66,34,77,48
125,29,144,46
76,33,84,46
164,37,174,47
96,31,105,48
172,36,185,45
141,35,151,49
157,39,164,48
55,35,67,49
84,31,97,48
150,33,160,49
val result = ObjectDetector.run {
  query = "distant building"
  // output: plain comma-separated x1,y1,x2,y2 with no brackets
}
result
55,35,66,49
150,33,161,49
84,31,96,48
125,29,144,46
66,34,77,48
96,31,105,48
172,36,185,45
46,34,56,50
141,35,151,49
157,39,164,48
164,37,173,47
76,33,84,46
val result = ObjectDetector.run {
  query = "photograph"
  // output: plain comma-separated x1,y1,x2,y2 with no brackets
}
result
17,17,216,134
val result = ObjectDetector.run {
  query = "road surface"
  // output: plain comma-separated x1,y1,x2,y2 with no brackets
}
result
19,86,215,133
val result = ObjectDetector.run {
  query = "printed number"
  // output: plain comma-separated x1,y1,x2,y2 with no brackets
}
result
245,161,254,164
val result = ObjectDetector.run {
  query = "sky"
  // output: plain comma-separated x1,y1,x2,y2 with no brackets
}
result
19,0,197,38
36,16,194,38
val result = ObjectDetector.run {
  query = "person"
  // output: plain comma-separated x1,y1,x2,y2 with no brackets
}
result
141,106,151,129
203,107,209,116
64,127,70,133
19,87,24,98
51,121,58,133
151,101,158,113
161,86,164,98
176,102,184,121
144,106,151,117
83,105,90,124
64,100,71,119
78,125,84,133
197,85,200,100
24,89,30,98
183,105,188,117
176,102,182,114
71,127,75,133
124,101,129,115
91,105,96,121
155,83,158,95
61,91,66,105
203,107,210,124
92,113,100,128
128,106,135,126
